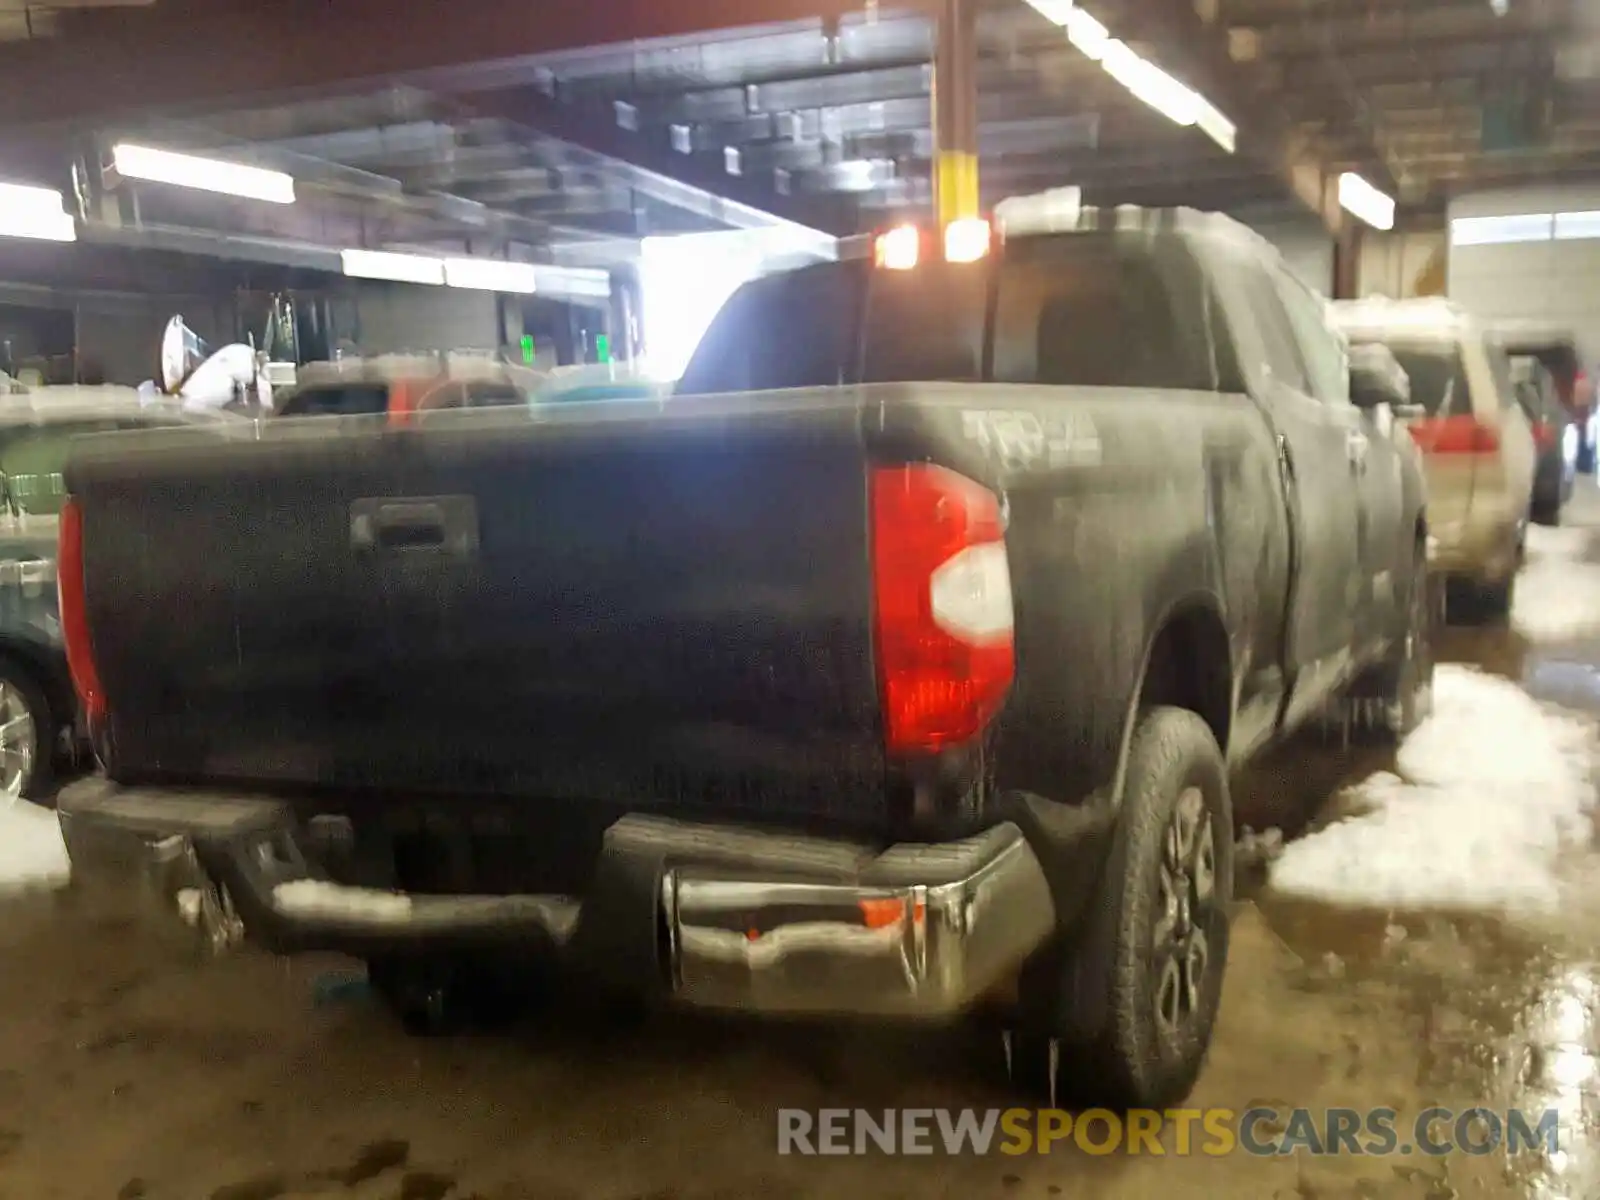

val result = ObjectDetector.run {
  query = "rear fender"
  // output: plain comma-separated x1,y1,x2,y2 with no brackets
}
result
1106,588,1233,814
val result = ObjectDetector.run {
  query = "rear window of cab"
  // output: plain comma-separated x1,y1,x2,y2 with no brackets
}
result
674,231,1222,397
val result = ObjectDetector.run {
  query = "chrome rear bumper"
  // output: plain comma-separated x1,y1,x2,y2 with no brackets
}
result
58,778,1057,1019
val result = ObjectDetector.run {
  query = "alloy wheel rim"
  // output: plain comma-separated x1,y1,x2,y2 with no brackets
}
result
1153,786,1216,1039
0,680,36,805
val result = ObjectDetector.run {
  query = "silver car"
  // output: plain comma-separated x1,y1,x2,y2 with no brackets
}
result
1330,298,1536,617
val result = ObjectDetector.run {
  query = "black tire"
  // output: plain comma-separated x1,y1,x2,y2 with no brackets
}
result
1532,496,1562,528
0,657,54,803
1010,707,1232,1110
1351,552,1436,741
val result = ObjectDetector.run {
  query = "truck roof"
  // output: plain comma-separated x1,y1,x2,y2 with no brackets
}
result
843,189,1301,277
993,189,1277,256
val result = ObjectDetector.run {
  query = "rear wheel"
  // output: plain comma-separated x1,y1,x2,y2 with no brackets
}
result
0,660,52,805
1352,552,1436,740
1008,707,1232,1110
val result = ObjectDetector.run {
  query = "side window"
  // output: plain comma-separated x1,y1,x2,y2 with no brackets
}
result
1271,269,1349,405
1232,264,1310,394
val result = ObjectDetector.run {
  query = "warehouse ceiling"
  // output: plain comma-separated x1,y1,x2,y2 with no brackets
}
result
1222,0,1585,206
0,0,1588,270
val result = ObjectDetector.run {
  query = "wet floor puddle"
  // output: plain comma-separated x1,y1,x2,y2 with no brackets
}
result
1250,895,1600,1199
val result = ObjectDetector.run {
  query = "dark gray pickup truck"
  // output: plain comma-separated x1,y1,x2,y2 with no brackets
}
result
57,203,1429,1109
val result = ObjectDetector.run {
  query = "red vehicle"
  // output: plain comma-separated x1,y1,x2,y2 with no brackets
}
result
1499,327,1594,473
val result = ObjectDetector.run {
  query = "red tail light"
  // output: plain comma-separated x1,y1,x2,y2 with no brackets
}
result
1534,420,1558,450
388,380,418,428
1407,415,1500,455
58,497,106,720
870,463,1014,755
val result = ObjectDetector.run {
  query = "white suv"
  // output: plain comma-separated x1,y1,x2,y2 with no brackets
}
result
1330,298,1536,617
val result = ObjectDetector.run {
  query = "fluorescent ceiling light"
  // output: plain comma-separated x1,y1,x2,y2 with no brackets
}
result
340,248,445,285
1064,8,1111,58
0,182,75,241
113,143,296,205
1102,41,1202,125
1195,101,1237,153
1337,172,1396,231
1023,0,1075,22
0,181,71,218
1450,213,1552,246
443,257,540,293
1023,0,1233,152
0,209,75,242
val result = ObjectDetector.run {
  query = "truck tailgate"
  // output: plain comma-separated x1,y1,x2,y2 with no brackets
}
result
69,401,887,822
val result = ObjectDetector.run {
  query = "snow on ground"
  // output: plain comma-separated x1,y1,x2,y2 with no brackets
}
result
0,801,69,894
1270,666,1597,913
1515,523,1600,643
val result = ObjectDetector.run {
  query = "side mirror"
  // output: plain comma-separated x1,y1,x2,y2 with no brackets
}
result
1347,342,1411,412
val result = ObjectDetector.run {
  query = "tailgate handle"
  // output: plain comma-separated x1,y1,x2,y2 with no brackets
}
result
351,496,478,556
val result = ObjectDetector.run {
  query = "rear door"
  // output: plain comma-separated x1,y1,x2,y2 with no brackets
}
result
1272,270,1406,649
1232,262,1364,684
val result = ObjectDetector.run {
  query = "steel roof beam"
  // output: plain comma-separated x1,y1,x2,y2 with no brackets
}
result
208,122,462,168
490,14,934,91
1257,26,1548,62
1266,43,1550,102
454,89,856,233
652,63,934,124
0,0,870,131
1222,0,1533,24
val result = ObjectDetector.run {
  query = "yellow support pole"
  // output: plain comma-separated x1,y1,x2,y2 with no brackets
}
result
932,0,979,225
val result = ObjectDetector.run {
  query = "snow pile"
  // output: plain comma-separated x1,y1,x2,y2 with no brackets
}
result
1271,666,1597,912
1515,525,1600,643
0,801,69,893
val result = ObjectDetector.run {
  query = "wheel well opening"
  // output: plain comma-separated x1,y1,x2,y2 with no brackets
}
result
1140,606,1233,755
